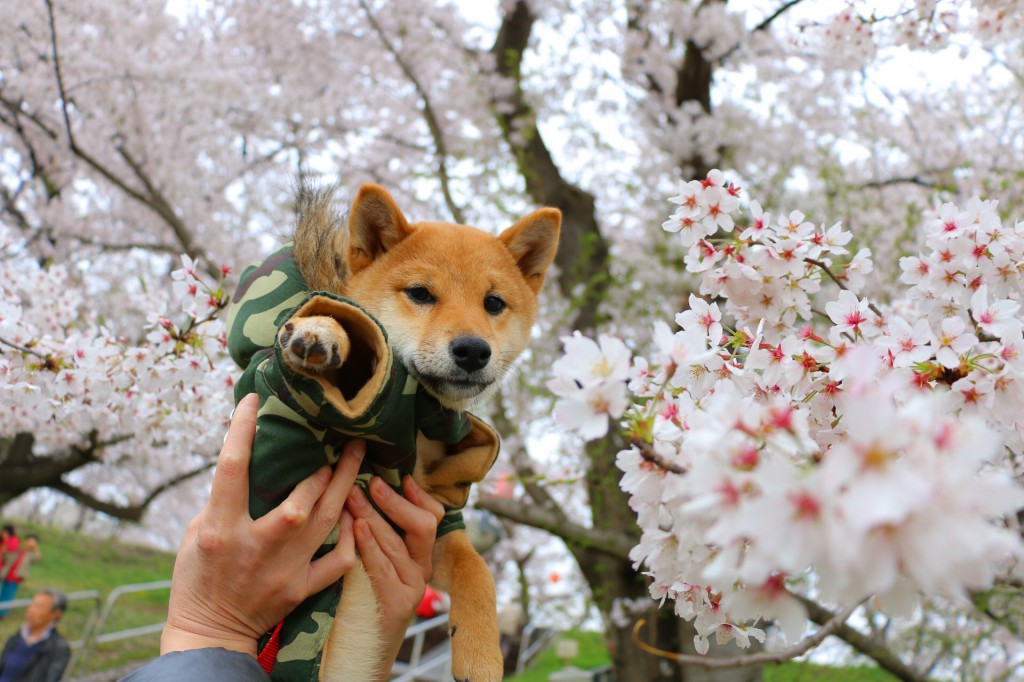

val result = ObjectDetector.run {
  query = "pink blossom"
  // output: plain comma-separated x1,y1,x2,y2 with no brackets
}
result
676,295,723,344
971,285,1022,340
877,316,936,368
935,317,978,368
824,290,872,337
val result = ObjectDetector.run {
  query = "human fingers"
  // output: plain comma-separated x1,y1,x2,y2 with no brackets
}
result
344,481,415,577
307,511,357,594
298,439,365,551
352,516,400,587
352,477,432,585
206,393,259,524
257,465,331,539
368,476,440,578
400,475,444,524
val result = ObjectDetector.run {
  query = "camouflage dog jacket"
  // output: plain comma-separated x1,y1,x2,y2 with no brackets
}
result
226,245,499,681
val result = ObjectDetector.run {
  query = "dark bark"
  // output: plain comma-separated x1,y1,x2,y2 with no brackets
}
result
0,431,214,521
490,0,610,333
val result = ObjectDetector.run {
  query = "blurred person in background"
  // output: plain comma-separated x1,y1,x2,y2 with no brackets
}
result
0,536,42,619
0,527,21,618
0,589,71,682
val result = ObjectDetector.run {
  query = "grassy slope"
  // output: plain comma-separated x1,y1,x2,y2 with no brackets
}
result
0,522,175,674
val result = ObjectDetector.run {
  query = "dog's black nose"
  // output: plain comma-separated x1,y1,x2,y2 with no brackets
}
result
450,336,491,372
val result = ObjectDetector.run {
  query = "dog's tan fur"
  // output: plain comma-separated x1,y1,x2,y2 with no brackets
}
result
283,183,560,681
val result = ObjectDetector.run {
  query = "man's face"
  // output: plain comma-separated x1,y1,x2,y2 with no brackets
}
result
25,594,60,631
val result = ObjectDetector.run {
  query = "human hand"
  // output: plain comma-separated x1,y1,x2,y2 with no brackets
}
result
345,474,444,644
161,393,365,657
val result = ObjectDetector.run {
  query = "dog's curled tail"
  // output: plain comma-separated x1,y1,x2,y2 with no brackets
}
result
293,180,349,293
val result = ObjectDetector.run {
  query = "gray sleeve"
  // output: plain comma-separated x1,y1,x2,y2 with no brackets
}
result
118,649,270,682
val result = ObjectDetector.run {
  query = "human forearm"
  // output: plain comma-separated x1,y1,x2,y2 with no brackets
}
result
160,623,257,658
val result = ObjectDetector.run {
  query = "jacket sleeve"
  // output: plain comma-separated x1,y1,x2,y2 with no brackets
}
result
244,292,416,521
118,649,269,682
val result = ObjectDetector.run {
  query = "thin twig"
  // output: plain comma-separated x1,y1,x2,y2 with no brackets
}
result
0,336,48,360
39,5,216,278
717,0,807,62
859,176,937,190
805,256,883,318
45,0,76,151
633,440,687,474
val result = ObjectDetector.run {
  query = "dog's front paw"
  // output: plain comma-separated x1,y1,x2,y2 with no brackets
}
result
278,316,350,373
448,619,503,682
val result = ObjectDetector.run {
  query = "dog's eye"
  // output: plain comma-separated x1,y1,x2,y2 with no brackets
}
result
483,295,506,315
406,287,436,304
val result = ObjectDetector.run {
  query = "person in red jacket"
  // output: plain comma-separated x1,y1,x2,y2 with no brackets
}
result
0,526,22,618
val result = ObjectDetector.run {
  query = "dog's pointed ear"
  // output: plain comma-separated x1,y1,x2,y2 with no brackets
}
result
348,184,414,275
499,208,561,293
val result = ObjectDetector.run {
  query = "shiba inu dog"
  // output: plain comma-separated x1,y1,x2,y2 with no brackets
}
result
275,182,560,681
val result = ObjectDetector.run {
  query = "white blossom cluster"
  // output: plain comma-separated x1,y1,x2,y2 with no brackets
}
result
548,170,1024,655
1,227,234,480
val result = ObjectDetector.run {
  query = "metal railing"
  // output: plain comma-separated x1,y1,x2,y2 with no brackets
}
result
66,579,172,679
517,621,556,674
389,613,452,682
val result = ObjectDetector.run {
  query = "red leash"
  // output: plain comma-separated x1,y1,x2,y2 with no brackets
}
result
257,621,285,675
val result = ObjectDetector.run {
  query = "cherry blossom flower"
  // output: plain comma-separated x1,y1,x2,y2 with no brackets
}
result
825,290,872,337
934,317,978,368
971,285,1023,340
675,295,723,344
550,173,1024,654
877,316,936,368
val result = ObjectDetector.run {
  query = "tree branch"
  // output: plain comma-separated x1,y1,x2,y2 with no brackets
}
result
113,145,214,275
1,426,215,521
797,595,930,682
475,496,636,559
37,4,217,278
752,0,807,36
491,393,569,517
632,598,865,668
633,440,687,474
717,0,808,63
0,431,128,505
44,0,76,151
804,256,884,317
47,460,215,522
358,0,465,224
858,175,939,190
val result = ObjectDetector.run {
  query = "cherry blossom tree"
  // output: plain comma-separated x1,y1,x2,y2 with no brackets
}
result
3,0,1024,679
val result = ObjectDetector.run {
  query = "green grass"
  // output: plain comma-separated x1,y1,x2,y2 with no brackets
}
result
0,521,175,674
